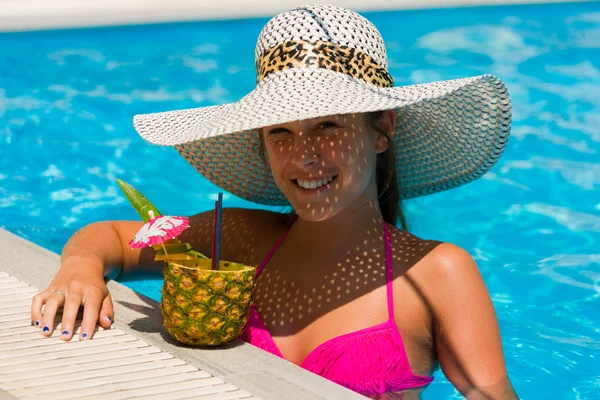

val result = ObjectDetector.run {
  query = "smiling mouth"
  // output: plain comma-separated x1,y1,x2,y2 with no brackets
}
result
293,176,337,190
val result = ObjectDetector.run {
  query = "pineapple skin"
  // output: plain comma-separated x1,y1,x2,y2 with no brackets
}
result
161,261,256,346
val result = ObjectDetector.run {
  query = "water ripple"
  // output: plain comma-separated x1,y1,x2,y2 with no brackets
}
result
1,3,599,399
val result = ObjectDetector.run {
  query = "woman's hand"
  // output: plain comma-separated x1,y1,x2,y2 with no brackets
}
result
30,255,114,341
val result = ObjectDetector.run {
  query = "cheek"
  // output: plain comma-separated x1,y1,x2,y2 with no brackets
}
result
325,131,355,161
266,140,291,163
328,130,372,176
265,141,292,183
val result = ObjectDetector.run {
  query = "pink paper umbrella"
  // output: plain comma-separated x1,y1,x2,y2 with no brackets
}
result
129,213,190,261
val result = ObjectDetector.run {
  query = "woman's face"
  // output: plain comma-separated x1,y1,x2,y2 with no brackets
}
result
262,112,392,222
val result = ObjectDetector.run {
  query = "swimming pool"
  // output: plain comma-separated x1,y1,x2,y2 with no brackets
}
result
1,1,599,398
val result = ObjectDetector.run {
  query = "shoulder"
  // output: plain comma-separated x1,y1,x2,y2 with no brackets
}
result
417,242,483,289
386,229,487,360
386,225,444,273
186,207,290,265
225,207,292,233
190,207,288,229
388,226,484,300
397,234,492,323
189,207,291,241
387,225,476,275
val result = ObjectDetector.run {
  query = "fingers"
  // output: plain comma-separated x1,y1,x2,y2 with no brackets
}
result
79,289,103,340
98,292,115,330
59,291,83,341
39,290,66,336
31,291,49,328
32,283,114,341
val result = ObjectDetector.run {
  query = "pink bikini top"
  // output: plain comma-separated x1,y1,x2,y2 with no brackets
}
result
240,223,438,395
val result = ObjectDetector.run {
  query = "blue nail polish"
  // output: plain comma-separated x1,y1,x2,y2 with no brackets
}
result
35,320,40,326
61,330,69,335
82,333,88,339
43,326,49,332
107,316,112,323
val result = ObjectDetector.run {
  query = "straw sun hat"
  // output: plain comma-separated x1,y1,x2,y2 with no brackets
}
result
133,4,511,205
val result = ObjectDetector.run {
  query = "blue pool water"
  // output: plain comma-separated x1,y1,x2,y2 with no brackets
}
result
1,2,599,398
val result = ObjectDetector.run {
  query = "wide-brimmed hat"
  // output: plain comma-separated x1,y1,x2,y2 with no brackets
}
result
133,4,511,205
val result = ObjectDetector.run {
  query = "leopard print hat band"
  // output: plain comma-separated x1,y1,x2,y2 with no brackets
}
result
256,40,394,88
133,4,511,204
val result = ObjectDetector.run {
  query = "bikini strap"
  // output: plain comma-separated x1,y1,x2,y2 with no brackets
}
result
256,229,290,277
384,223,395,322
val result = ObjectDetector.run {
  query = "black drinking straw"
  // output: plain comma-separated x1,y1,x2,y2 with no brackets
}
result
211,200,217,270
214,192,223,270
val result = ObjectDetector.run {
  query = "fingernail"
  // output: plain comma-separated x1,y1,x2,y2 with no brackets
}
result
81,332,88,340
42,326,49,332
61,330,69,336
35,320,40,326
107,316,112,324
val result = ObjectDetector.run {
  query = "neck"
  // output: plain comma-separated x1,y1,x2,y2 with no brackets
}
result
286,198,386,259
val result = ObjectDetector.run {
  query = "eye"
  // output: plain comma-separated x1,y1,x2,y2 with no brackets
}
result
316,121,339,130
267,127,291,135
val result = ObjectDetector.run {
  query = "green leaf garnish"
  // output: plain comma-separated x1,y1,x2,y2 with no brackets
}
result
116,178,161,222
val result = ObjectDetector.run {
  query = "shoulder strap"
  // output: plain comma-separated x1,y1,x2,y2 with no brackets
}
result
255,229,290,277
384,223,395,322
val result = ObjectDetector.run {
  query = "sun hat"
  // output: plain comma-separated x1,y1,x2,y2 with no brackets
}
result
133,4,511,205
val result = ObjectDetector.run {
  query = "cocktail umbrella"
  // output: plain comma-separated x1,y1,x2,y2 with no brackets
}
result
129,211,189,261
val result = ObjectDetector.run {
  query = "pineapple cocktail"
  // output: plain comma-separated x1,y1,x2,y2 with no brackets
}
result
118,178,256,346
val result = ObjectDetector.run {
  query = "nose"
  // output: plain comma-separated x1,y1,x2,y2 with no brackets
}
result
291,132,321,169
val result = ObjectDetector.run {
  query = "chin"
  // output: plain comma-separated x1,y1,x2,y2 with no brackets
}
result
294,205,341,222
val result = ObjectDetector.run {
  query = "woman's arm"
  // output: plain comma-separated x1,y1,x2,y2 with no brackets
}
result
31,220,145,340
426,243,519,399
30,207,243,340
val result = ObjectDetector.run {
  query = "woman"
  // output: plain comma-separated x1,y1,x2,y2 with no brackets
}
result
31,4,518,399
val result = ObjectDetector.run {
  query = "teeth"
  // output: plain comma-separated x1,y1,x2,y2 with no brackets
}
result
297,176,336,189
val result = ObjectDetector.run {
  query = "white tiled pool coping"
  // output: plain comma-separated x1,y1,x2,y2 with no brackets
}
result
0,228,367,399
0,0,588,32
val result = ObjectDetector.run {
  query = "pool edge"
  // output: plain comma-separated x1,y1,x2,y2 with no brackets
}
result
0,0,593,33
0,228,367,400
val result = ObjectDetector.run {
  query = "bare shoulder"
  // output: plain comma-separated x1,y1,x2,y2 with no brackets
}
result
188,207,287,230
221,207,291,236
399,235,493,326
386,225,445,275
416,242,483,290
184,207,289,265
386,225,477,280
230,207,290,227
387,226,489,313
